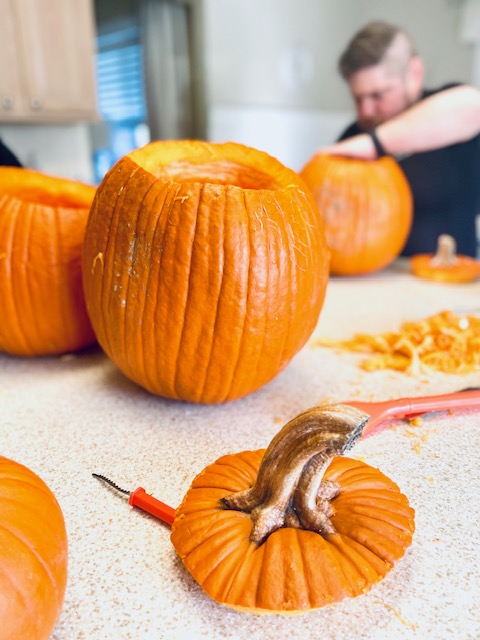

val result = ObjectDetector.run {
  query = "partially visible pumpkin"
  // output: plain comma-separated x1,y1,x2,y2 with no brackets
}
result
82,140,330,404
171,404,415,613
0,167,97,356
0,456,68,640
411,234,480,283
300,154,412,275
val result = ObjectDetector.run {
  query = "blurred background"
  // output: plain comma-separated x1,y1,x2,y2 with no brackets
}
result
1,0,479,184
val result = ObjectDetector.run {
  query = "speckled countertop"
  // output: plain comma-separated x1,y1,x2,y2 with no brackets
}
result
2,260,480,640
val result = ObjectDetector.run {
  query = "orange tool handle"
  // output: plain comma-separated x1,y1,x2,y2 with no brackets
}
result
129,487,176,525
372,389,480,421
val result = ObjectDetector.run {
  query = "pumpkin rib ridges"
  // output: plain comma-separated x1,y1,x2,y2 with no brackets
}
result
253,528,269,610
106,166,145,367
0,197,28,353
52,204,72,349
336,509,414,538
182,518,247,584
213,455,260,487
120,177,157,383
84,196,105,341
0,559,38,631
174,511,245,557
176,182,220,402
199,454,260,489
223,539,260,608
270,194,294,369
244,190,270,394
151,181,191,398
330,467,398,490
339,534,389,577
291,527,312,609
201,526,254,602
195,466,251,493
261,191,291,379
304,532,354,605
334,491,413,513
101,165,141,359
0,474,57,500
333,517,412,561
322,535,364,598
197,183,228,401
220,187,252,400
171,182,206,400
326,536,370,598
328,533,384,585
140,181,177,395
0,521,62,601
222,188,257,399
10,199,37,354
198,185,250,403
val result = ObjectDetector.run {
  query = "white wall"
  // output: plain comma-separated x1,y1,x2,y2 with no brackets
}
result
0,123,95,184
204,0,475,170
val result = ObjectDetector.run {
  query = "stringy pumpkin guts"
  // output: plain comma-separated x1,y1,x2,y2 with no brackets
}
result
314,310,480,375
171,404,415,614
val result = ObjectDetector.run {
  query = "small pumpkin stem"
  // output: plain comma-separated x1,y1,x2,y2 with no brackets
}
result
220,404,369,545
431,234,457,267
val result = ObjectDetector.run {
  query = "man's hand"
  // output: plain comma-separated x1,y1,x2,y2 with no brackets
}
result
316,133,377,160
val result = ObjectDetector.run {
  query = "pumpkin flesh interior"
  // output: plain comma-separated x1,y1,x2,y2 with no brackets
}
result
128,141,294,191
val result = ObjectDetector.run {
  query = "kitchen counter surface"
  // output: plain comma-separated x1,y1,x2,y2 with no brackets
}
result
2,260,480,640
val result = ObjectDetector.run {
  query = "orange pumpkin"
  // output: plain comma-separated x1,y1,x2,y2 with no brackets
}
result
171,404,415,613
0,167,97,356
0,456,68,640
411,234,480,283
82,140,330,404
300,154,412,275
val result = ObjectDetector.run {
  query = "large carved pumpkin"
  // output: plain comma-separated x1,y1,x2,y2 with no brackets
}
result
0,167,96,356
171,404,415,613
300,154,412,275
82,140,330,404
0,456,68,640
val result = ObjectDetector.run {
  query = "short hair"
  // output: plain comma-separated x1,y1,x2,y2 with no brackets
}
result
339,21,416,79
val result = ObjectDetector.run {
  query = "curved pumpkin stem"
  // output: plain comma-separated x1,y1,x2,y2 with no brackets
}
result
220,404,369,544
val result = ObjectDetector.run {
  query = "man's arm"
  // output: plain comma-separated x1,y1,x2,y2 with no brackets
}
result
319,85,480,160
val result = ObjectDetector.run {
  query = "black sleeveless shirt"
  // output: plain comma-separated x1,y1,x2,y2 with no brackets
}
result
338,84,480,257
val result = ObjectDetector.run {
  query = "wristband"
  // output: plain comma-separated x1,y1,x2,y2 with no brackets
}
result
369,128,388,158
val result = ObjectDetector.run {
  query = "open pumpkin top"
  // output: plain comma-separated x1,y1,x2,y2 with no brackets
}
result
0,167,95,209
128,140,300,191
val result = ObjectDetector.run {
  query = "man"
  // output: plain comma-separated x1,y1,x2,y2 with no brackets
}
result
320,21,480,257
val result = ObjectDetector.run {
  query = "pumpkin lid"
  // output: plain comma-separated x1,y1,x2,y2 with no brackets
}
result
410,234,480,283
171,403,415,614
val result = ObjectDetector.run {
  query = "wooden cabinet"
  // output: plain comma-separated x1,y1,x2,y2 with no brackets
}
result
0,0,98,122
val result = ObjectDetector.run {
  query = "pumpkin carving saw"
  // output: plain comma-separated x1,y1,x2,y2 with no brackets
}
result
171,404,415,614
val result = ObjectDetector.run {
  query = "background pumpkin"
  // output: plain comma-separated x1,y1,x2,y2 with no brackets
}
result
82,140,330,404
0,167,97,356
0,456,68,640
299,154,412,275
171,449,415,613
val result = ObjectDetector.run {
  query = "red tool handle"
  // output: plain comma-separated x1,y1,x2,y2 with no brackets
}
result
350,388,480,437
374,389,480,421
129,487,176,525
